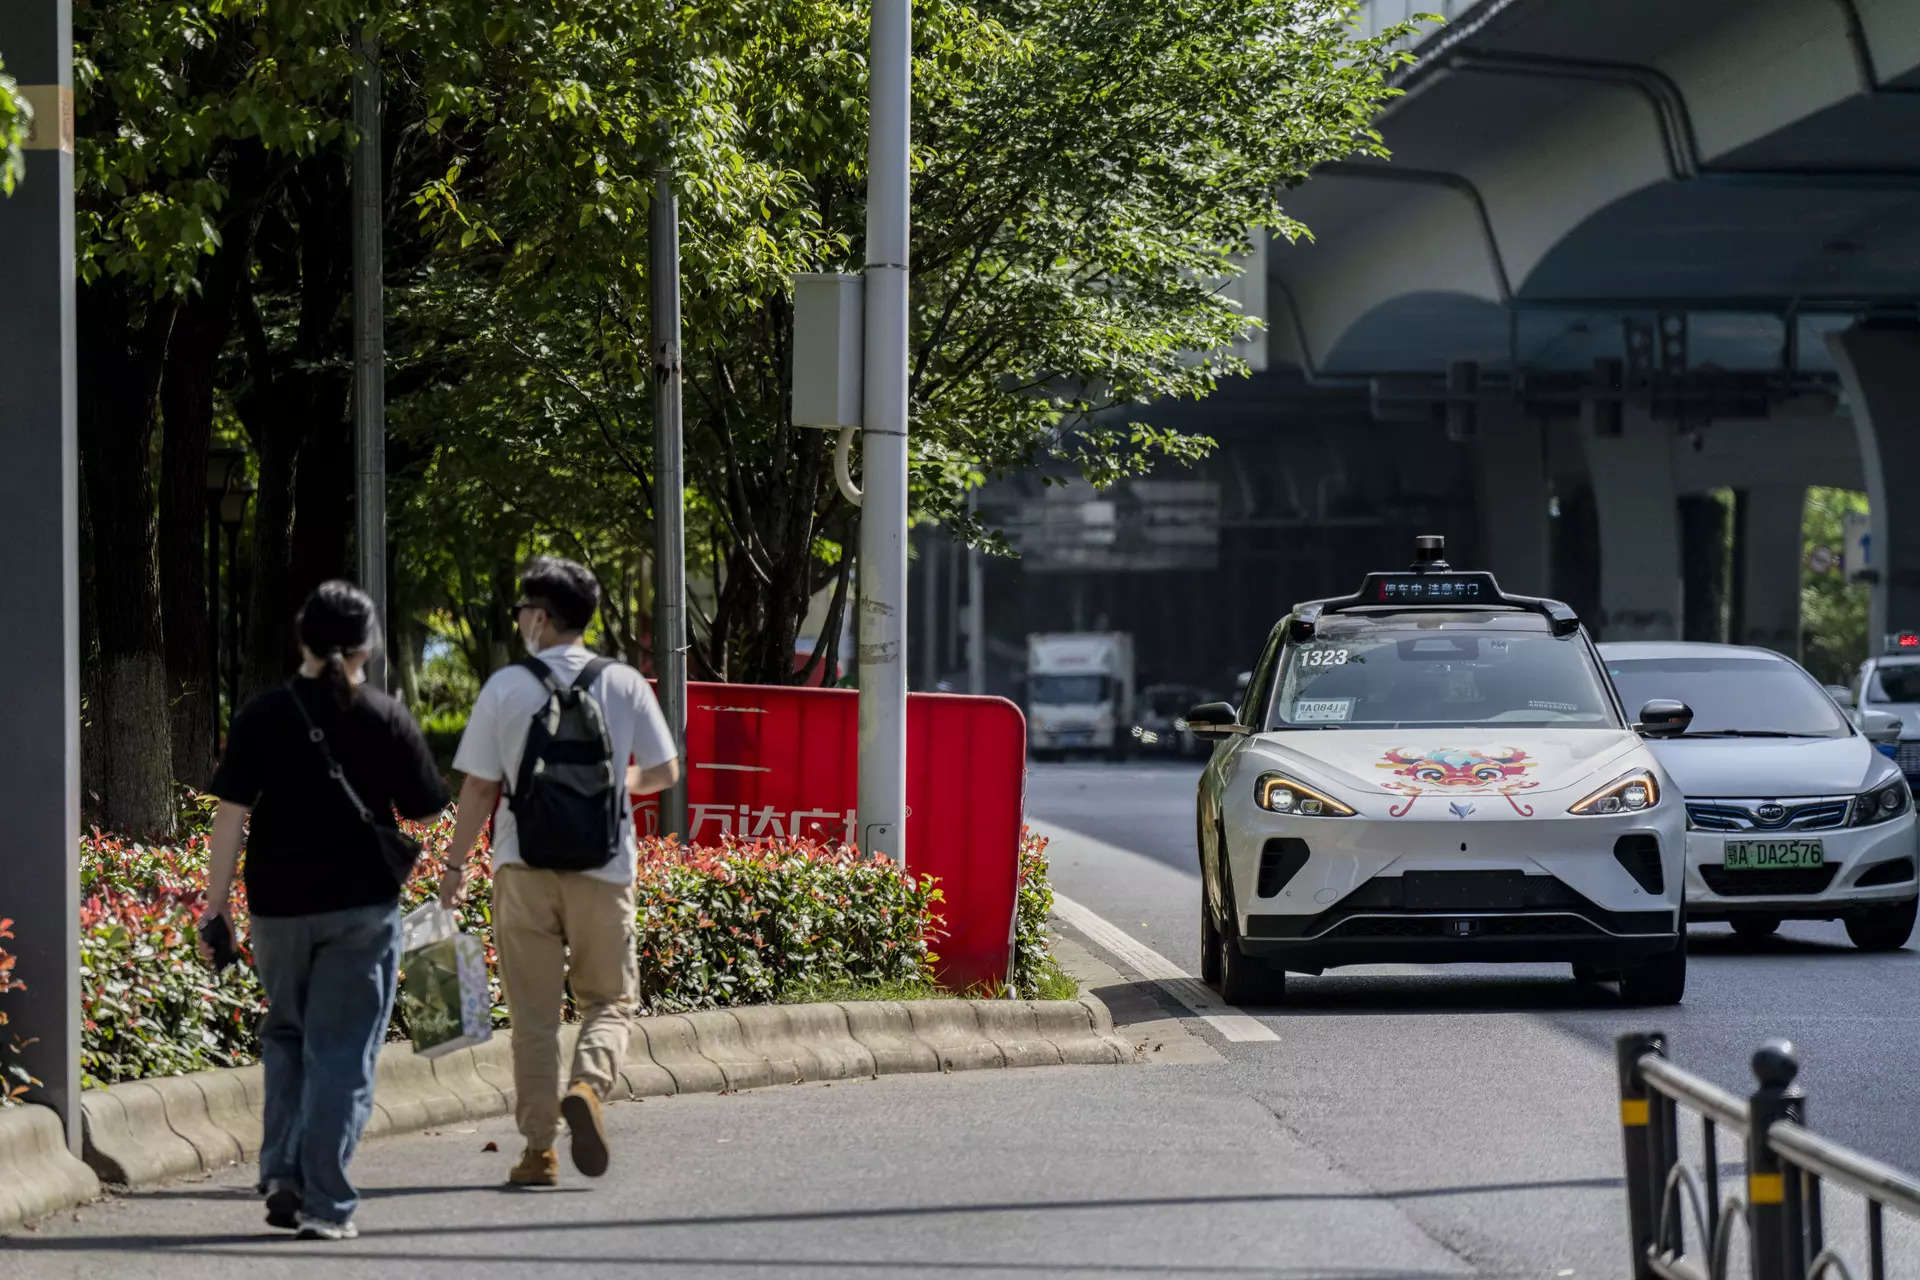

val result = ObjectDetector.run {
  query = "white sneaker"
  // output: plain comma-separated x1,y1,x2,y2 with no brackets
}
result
296,1215,359,1241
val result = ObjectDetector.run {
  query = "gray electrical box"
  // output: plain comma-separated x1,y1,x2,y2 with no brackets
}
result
791,272,864,428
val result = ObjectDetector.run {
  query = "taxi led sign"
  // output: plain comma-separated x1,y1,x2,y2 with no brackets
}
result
1360,572,1500,604
1894,632,1920,650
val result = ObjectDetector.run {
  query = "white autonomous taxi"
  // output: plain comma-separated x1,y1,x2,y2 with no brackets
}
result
1601,642,1917,950
1190,538,1690,1006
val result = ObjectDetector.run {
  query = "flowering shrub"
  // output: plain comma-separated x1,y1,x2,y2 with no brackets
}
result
1011,829,1057,997
0,917,35,1107
69,797,1023,1085
634,837,942,1012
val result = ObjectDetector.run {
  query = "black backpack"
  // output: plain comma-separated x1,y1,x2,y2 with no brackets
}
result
506,656,622,871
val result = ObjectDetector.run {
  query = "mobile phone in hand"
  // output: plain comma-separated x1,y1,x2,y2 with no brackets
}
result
201,913,241,971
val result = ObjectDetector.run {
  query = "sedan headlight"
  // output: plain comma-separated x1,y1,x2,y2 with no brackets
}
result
1569,771,1660,816
1852,779,1911,826
1256,772,1356,817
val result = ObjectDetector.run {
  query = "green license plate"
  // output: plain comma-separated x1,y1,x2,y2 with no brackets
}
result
1723,839,1824,871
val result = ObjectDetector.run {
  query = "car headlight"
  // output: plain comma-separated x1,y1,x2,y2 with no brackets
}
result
1569,771,1660,816
1256,772,1356,817
1852,779,1911,826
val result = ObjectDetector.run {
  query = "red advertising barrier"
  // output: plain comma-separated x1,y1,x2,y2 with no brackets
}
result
636,683,1027,990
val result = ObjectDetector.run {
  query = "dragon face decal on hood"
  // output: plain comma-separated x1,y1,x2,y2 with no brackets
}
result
1377,745,1539,815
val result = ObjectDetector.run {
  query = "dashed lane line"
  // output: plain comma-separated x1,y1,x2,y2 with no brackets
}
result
1051,889,1280,1044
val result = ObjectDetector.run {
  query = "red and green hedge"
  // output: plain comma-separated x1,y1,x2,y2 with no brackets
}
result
0,803,1058,1092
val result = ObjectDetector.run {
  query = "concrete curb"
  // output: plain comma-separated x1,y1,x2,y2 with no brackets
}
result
0,1104,100,1231
6,995,1132,1232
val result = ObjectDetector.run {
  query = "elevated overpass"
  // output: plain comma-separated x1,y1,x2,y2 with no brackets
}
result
1270,0,1920,656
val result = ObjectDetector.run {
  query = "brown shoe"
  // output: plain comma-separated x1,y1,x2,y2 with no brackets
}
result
560,1083,610,1177
508,1146,559,1187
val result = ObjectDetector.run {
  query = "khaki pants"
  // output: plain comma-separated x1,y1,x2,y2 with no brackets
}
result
493,864,638,1150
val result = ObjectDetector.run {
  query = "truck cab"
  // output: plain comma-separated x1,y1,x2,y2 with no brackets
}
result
1026,632,1136,759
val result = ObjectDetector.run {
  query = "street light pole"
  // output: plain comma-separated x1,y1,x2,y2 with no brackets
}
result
351,25,387,689
650,166,688,841
857,0,911,865
0,0,82,1151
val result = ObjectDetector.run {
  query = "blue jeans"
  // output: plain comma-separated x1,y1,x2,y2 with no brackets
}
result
251,902,401,1225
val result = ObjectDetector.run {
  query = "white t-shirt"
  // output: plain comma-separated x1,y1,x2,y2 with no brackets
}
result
453,643,676,885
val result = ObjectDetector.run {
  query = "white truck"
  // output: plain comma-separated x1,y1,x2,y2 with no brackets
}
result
1025,632,1136,759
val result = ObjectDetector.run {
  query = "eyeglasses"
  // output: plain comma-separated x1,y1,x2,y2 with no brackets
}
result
511,600,544,619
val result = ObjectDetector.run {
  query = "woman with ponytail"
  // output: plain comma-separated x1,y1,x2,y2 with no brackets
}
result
198,580,450,1240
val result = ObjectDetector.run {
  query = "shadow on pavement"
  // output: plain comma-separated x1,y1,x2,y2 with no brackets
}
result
1096,975,1627,1021
3,1177,1625,1259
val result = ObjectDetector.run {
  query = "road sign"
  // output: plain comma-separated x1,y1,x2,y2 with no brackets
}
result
1844,511,1871,580
1808,545,1836,575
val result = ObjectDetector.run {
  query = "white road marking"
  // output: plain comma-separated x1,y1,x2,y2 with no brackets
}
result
1050,889,1280,1044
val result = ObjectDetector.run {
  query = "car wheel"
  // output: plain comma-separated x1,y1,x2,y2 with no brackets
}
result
1731,916,1781,940
1845,898,1918,952
1215,877,1284,1006
1619,934,1687,1007
1200,883,1223,987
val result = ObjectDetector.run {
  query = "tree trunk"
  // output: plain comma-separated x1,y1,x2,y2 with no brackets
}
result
240,406,304,703
78,285,176,838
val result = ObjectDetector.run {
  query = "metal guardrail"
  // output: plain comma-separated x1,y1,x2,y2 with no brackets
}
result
1617,1032,1920,1280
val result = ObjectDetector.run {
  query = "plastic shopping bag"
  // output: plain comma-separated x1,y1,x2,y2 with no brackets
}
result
398,903,493,1059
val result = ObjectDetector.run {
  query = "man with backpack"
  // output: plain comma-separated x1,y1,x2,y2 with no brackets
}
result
439,557,680,1186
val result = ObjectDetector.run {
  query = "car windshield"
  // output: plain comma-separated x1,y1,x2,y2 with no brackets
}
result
1030,674,1109,705
1268,624,1619,730
1606,655,1850,738
1869,661,1920,703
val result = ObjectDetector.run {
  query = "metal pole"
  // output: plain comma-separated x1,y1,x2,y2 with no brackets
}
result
920,530,939,689
967,489,985,696
650,166,688,840
1748,1039,1807,1280
0,0,82,1152
1615,1032,1664,1280
207,494,220,750
351,26,387,689
857,0,911,864
225,524,242,718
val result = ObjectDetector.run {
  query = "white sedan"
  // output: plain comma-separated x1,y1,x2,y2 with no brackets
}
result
1602,642,1917,950
1191,545,1689,1006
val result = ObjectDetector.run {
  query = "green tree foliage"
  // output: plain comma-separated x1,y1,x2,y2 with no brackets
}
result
400,0,1415,681
1802,487,1869,685
0,54,27,197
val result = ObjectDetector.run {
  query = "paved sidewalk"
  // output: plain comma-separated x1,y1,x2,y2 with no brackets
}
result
4,1064,1480,1279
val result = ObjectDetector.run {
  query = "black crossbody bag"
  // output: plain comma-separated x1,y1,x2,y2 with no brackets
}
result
285,683,422,890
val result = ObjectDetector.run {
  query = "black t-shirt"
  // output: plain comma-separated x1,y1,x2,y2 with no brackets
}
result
210,678,451,918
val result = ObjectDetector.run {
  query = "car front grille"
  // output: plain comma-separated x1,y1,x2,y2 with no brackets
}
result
1897,743,1920,777
1686,798,1851,832
1699,864,1841,897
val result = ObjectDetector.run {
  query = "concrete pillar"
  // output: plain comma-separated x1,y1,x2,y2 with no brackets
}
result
1582,403,1681,641
1472,406,1551,596
1735,485,1805,658
1829,323,1920,658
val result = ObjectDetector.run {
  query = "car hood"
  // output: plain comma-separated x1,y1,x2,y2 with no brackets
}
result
1252,728,1648,799
1644,735,1884,796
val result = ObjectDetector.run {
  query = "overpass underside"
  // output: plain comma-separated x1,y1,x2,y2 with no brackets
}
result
1269,0,1920,659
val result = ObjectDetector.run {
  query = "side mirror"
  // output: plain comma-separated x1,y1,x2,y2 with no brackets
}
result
1862,710,1904,746
1636,699,1693,738
1825,684,1856,709
1185,701,1247,741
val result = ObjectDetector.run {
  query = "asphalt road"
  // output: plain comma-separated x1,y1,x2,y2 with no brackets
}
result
11,760,1920,1277
1031,759,1920,1277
